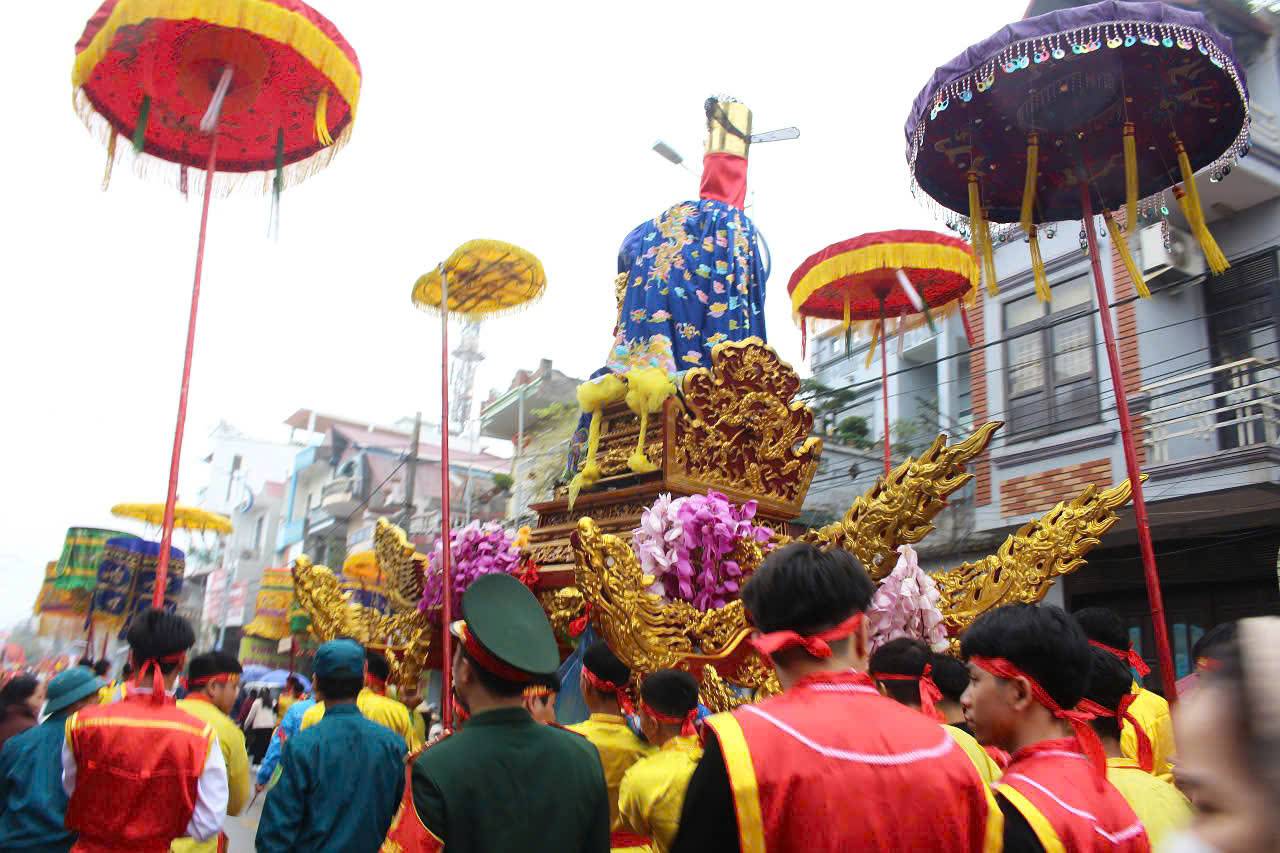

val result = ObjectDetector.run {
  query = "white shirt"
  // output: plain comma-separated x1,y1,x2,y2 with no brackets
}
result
61,692,230,842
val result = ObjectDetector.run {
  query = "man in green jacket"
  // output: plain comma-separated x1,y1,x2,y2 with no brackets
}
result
256,639,405,853
409,573,610,853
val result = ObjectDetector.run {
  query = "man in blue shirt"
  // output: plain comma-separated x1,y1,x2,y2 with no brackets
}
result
256,640,405,853
0,667,103,852
254,693,317,794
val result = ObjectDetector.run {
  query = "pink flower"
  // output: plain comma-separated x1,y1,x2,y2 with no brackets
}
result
419,521,523,625
867,545,949,653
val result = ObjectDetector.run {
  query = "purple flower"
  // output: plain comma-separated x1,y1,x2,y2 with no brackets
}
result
419,521,524,625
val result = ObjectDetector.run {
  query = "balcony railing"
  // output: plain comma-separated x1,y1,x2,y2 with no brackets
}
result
1141,356,1280,465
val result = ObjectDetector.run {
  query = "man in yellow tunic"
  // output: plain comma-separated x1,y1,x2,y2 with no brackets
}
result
172,651,251,853
870,638,1003,785
300,648,421,751
1075,607,1176,781
619,670,703,853
568,641,654,850
1081,646,1192,849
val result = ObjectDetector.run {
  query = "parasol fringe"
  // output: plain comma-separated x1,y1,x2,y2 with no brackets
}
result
315,89,334,146
1174,139,1230,275
1029,226,1051,303
1020,133,1038,235
1104,211,1150,299
74,88,354,200
102,128,117,191
1123,123,1139,231
789,242,978,318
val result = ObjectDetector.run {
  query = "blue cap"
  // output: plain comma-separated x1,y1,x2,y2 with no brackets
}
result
314,639,365,679
46,667,104,716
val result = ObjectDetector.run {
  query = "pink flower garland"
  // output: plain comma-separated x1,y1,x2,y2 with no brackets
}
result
419,521,522,625
632,491,772,611
867,544,950,653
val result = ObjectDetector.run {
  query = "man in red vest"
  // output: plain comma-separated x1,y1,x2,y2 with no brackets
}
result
961,603,1151,852
672,542,1000,852
62,609,228,852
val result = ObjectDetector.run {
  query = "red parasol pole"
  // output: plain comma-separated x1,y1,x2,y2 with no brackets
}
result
438,264,454,731
1080,184,1177,700
153,126,221,608
879,301,891,477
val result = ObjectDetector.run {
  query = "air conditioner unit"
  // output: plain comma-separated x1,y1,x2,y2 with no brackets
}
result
1138,223,1206,281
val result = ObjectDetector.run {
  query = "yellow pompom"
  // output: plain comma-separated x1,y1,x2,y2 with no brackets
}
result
624,368,676,474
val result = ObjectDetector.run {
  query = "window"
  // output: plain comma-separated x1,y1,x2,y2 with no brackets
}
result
1003,275,1099,436
253,516,265,552
225,454,242,502
1205,250,1278,450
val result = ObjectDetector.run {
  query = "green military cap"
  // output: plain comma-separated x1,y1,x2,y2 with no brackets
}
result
452,573,559,681
314,638,365,678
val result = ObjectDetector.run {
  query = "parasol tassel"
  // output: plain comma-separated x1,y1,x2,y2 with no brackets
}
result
132,95,151,153
1020,133,1039,235
315,89,334,146
1104,211,1151,299
968,171,997,296
959,304,976,348
1174,140,1229,275
102,128,117,191
1123,123,1139,231
842,294,853,354
865,322,879,369
800,317,807,360
1029,226,1051,302
269,128,285,239
179,165,189,199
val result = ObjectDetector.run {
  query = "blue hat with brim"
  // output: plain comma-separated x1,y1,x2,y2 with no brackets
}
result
45,667,104,716
314,639,365,679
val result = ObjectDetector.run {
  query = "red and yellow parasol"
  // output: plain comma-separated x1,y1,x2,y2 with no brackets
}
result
72,1,360,607
789,230,978,474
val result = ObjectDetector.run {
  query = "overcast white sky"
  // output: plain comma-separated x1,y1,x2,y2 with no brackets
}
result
0,1,1023,628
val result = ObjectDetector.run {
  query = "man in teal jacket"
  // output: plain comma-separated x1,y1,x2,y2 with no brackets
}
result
0,667,103,852
256,640,405,853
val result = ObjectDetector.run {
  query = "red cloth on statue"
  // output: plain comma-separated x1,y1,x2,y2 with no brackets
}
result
699,153,748,210
996,738,1150,852
65,692,214,853
705,670,1000,852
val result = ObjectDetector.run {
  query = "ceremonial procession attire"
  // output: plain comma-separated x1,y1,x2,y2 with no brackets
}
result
619,734,703,853
568,710,653,849
255,696,316,789
171,690,251,853
945,723,1004,786
257,641,406,853
0,668,103,853
1089,641,1175,782
301,687,421,751
390,574,610,853
674,668,1000,852
1105,756,1191,849
62,665,228,853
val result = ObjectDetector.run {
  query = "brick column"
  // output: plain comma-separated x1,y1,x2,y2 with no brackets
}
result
1109,241,1147,467
966,297,994,506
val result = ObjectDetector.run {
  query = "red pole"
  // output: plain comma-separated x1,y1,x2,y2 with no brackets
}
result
439,265,454,730
880,310,891,477
153,133,219,608
1080,184,1178,701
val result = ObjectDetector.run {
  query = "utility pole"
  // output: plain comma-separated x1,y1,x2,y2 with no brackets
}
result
400,411,422,531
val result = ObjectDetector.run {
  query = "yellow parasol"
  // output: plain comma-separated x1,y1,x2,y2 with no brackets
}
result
111,503,232,535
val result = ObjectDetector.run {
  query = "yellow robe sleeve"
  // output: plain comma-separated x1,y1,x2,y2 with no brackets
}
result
222,725,252,817
300,701,325,731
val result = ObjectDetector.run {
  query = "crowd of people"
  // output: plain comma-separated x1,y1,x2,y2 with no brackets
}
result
0,543,1274,851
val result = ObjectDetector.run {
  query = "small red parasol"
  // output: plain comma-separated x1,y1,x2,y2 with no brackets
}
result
789,230,978,475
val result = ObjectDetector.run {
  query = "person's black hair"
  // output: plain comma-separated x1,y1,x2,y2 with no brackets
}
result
582,640,631,687
639,669,699,718
79,657,95,669
121,661,134,679
0,675,40,723
462,650,525,698
741,543,875,635
92,660,111,678
285,675,304,694
126,609,195,674
1082,648,1132,741
960,603,1091,710
316,673,363,702
188,651,243,687
930,652,970,703
869,637,931,707
532,671,560,694
1193,621,1239,663
1073,607,1129,651
366,649,391,682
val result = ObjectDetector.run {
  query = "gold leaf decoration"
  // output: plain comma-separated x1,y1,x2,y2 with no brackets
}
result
374,518,424,613
700,665,746,714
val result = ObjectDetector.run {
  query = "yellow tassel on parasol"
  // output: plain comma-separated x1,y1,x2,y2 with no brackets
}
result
111,503,232,534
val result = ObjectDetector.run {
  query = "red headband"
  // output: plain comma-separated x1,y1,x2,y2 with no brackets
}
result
187,673,239,688
132,653,187,705
873,663,945,721
641,700,698,737
969,656,1107,784
750,613,864,661
1088,640,1151,678
582,666,635,717
1077,693,1154,773
365,674,387,695
459,623,535,685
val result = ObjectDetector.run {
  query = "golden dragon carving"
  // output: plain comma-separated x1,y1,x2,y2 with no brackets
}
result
373,517,424,613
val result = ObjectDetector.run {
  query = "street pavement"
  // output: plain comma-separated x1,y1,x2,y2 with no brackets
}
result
224,789,264,851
